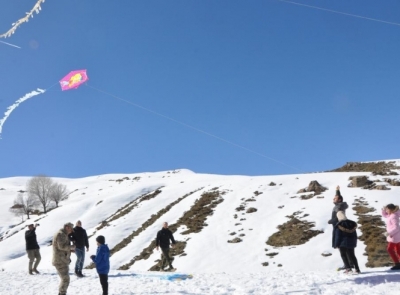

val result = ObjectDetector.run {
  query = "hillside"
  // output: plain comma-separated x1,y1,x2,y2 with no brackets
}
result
0,160,400,294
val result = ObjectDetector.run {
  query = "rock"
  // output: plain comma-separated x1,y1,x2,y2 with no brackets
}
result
349,176,372,187
246,207,257,213
306,181,327,195
227,237,242,243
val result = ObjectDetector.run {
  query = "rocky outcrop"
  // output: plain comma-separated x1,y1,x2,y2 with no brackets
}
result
297,181,327,196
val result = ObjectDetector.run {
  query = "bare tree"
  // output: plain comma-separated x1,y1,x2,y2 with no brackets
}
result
49,182,68,207
9,193,37,220
27,175,53,213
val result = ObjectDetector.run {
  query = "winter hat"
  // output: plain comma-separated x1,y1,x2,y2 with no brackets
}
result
386,204,396,211
96,235,105,245
337,211,347,221
64,222,74,229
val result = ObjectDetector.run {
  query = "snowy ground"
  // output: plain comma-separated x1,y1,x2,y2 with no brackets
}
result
1,160,400,294
0,268,399,295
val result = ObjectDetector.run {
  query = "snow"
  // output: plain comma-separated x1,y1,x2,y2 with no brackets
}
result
0,162,400,294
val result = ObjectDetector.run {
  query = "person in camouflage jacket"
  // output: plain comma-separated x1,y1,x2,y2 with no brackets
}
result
52,222,76,295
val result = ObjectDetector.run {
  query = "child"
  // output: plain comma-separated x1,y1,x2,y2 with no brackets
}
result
381,204,400,270
90,235,110,295
333,211,361,274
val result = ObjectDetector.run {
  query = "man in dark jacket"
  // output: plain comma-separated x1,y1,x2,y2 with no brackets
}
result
69,220,89,277
156,222,176,271
333,211,361,274
328,186,349,226
25,223,41,275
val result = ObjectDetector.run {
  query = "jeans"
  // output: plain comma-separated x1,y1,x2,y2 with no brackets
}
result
75,247,85,272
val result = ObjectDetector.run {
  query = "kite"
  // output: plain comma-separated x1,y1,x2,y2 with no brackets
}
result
59,70,88,91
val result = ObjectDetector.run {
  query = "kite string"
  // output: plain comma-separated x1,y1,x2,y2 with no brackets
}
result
277,0,400,27
45,82,59,91
85,83,303,173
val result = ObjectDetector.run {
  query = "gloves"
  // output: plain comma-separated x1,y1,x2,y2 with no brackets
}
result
90,255,95,260
383,232,389,237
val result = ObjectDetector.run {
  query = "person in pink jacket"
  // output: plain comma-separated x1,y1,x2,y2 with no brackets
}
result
381,203,400,270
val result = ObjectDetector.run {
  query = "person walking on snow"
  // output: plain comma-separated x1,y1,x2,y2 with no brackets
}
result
25,223,41,275
381,203,400,270
52,222,76,295
333,211,361,274
156,222,176,271
69,220,89,277
90,235,110,295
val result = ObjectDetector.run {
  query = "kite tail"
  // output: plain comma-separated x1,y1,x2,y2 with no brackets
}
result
0,88,46,138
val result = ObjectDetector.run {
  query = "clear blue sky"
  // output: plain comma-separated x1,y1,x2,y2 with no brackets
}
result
0,0,399,178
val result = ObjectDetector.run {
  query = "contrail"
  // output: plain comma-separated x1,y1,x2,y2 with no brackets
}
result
278,0,400,27
0,40,21,49
0,89,46,138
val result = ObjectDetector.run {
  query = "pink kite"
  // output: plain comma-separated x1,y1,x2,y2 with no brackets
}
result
59,70,88,91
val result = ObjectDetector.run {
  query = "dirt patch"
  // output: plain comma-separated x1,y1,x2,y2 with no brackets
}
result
87,188,164,244
352,197,391,268
330,161,399,175
94,188,162,232
85,188,203,270
229,191,262,242
266,211,323,247
118,190,224,271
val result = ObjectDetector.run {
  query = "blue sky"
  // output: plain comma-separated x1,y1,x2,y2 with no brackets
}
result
0,0,399,178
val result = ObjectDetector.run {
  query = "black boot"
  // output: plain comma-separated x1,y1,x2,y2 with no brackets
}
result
78,270,84,277
390,263,400,270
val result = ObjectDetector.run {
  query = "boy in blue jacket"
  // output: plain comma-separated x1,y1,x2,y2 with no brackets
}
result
90,235,110,295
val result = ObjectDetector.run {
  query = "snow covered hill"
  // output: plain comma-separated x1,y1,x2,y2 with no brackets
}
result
0,160,400,295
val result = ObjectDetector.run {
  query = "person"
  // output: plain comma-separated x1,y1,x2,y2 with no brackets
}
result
156,222,176,271
52,222,76,295
333,211,361,274
91,235,110,295
328,186,349,226
328,185,349,270
25,223,41,275
69,220,89,277
381,203,400,270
